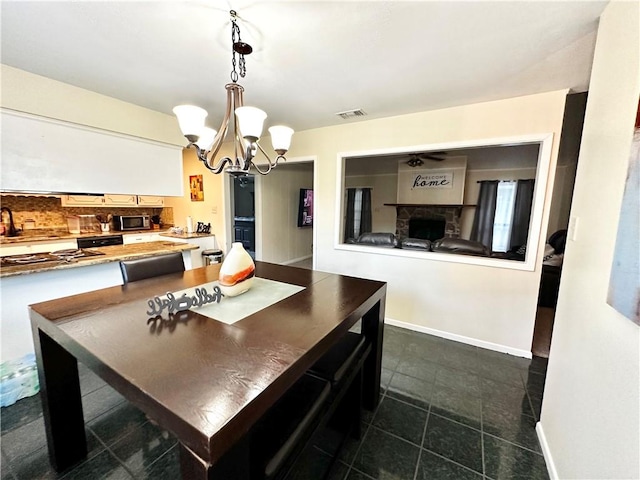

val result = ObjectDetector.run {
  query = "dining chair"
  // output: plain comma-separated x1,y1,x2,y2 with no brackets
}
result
119,252,185,283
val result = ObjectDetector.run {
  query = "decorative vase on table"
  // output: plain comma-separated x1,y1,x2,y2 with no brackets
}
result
218,242,255,297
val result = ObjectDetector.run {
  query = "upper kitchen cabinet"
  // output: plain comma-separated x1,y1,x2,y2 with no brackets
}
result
0,109,184,196
103,194,137,207
61,194,161,207
137,195,164,207
60,194,105,207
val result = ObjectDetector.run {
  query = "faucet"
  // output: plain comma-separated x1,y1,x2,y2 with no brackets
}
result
0,207,18,237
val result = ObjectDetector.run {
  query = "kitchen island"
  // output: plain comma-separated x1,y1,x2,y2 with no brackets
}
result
0,241,198,373
0,240,196,278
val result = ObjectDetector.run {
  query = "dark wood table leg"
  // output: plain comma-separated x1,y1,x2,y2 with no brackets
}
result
32,327,87,471
361,296,385,411
179,434,250,480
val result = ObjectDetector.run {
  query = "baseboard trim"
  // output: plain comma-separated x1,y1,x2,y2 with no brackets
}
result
384,317,533,358
281,255,313,266
536,422,559,480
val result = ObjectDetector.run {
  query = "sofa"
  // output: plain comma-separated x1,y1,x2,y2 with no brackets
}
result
349,232,490,256
350,232,398,248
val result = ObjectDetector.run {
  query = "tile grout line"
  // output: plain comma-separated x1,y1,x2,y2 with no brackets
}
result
342,372,390,476
413,402,431,480
480,374,487,479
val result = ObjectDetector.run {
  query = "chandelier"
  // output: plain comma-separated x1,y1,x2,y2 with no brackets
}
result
173,10,294,177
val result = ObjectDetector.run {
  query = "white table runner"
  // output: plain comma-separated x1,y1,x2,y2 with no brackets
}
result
151,277,305,325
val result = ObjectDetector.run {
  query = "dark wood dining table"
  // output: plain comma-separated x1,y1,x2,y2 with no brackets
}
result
29,262,386,479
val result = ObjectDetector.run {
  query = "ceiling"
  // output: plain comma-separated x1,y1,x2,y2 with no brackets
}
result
1,1,607,134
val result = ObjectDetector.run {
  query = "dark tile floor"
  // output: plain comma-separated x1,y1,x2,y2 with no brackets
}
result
0,325,549,480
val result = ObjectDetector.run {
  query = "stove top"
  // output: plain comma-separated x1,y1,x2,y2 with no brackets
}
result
1,249,105,266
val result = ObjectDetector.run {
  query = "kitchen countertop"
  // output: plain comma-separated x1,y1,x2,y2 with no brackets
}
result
159,231,215,239
0,241,197,278
0,228,174,245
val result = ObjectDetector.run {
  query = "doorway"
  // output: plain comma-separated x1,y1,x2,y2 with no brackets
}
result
530,92,587,358
231,176,256,259
223,159,317,268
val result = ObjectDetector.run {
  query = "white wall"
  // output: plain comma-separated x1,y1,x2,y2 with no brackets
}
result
286,91,567,355
163,148,227,251
539,2,640,479
0,64,183,145
258,163,314,264
345,174,398,233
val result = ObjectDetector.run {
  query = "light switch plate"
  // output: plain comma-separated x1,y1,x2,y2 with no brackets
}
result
568,216,579,241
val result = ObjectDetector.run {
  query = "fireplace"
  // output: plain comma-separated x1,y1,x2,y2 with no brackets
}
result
394,205,461,240
409,218,446,242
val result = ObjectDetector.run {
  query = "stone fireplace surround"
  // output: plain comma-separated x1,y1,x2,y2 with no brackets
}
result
395,205,462,240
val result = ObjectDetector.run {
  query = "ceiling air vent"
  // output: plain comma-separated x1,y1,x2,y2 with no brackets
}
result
335,109,367,120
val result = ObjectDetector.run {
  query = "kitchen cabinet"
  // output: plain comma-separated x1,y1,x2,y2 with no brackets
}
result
1,109,184,196
61,194,160,208
122,232,162,244
61,195,105,207
0,239,78,256
103,194,137,207
137,195,164,207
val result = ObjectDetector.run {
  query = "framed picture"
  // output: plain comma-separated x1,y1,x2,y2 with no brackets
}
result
190,175,204,201
297,188,313,227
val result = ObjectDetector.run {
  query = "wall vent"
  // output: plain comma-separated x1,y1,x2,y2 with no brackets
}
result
335,109,367,119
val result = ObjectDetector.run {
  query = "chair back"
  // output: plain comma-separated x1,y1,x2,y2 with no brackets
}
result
120,252,185,283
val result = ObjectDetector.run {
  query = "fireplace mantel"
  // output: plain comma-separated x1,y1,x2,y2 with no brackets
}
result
384,203,476,208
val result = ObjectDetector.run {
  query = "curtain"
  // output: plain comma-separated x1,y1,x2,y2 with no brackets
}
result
344,188,356,241
344,187,372,241
509,179,535,249
471,180,499,248
360,188,372,234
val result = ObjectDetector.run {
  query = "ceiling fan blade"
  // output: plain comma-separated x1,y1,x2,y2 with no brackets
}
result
421,155,446,162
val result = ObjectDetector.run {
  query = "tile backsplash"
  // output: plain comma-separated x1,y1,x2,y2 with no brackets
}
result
0,195,174,230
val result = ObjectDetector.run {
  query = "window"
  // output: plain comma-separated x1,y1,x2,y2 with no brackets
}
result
492,181,517,252
337,134,555,272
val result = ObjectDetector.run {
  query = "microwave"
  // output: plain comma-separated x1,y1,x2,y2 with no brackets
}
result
112,215,151,231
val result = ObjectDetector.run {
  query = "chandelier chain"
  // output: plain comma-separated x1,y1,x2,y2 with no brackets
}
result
173,9,293,177
230,11,246,82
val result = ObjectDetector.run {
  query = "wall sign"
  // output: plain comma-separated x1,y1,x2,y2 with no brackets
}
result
411,172,453,189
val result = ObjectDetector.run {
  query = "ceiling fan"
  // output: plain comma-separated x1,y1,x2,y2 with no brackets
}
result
405,152,447,167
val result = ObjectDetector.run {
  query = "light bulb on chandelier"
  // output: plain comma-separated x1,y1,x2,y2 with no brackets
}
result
173,10,294,177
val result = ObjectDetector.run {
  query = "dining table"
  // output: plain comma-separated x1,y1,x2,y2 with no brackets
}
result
29,261,386,479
